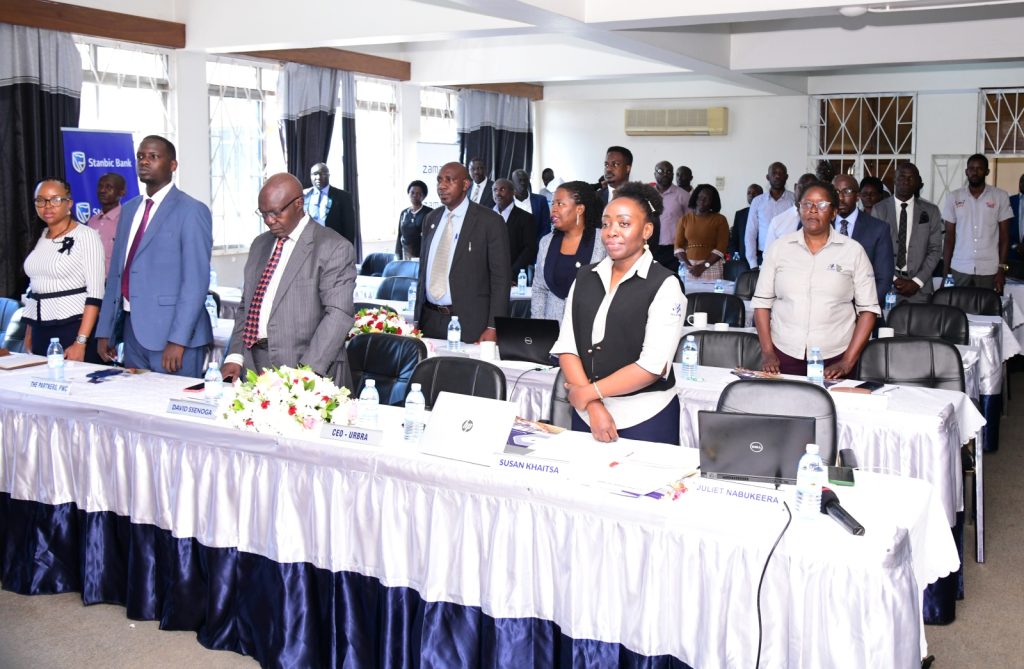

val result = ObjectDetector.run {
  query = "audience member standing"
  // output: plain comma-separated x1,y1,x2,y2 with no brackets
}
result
511,168,551,241
674,184,729,280
1007,174,1024,277
304,163,357,247
415,162,510,343
652,160,688,273
942,154,1013,291
538,167,562,206
492,178,537,281
815,160,836,184
96,135,212,377
859,176,886,216
222,173,355,386
744,162,794,268
396,180,432,259
762,173,819,250
468,158,495,209
86,172,125,273
834,174,895,308
727,183,762,259
23,178,105,363
601,146,633,205
675,165,694,195
872,163,943,303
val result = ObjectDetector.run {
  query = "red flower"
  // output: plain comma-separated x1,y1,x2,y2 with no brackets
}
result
375,321,384,330
396,327,403,335
321,395,331,403
261,400,270,409
245,419,254,427
288,406,297,416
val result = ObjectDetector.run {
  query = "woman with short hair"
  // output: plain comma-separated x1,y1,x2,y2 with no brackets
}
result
395,180,432,259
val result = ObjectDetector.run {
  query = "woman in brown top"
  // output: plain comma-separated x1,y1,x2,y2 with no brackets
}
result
674,184,729,280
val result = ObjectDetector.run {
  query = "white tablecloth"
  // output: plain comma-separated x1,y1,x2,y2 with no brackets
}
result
0,362,959,666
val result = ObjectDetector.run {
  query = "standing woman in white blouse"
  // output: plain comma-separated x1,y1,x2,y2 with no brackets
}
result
23,178,106,363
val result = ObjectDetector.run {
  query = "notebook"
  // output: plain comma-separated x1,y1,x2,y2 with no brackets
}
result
494,316,559,366
697,410,817,485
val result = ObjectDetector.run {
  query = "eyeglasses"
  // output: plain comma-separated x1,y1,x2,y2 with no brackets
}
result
255,195,301,220
654,168,670,175
837,188,858,196
34,196,71,208
798,200,833,213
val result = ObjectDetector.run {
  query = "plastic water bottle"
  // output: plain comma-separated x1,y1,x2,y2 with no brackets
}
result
46,337,65,381
944,273,955,288
794,444,825,518
209,268,218,289
404,382,426,441
204,361,223,399
680,335,699,381
447,315,462,351
205,294,219,329
714,279,725,293
806,346,824,386
358,379,380,428
883,286,897,321
517,269,528,296
407,281,417,312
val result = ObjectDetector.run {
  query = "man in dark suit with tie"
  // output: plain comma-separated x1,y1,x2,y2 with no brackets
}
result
872,163,943,303
416,162,510,343
304,163,357,247
468,158,495,209
833,174,895,308
493,178,538,282
728,183,763,258
511,169,551,241
96,135,212,377
1008,173,1024,278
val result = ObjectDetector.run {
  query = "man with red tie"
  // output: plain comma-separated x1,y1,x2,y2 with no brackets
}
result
95,135,213,377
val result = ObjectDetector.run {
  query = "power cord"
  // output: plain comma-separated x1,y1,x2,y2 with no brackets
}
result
510,366,545,397
755,500,792,669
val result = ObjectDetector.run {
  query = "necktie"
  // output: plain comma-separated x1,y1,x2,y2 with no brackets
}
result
472,183,480,202
897,203,908,269
840,218,849,236
242,236,287,348
121,198,154,300
428,211,454,302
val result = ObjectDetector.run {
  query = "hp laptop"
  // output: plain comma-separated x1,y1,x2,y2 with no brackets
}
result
697,410,817,485
420,391,518,465
494,317,560,366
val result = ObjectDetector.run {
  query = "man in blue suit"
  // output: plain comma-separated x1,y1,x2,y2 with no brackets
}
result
1009,173,1024,278
511,169,551,242
834,174,895,309
96,135,213,377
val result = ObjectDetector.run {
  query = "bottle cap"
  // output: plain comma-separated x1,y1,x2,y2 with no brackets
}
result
411,383,421,391
50,337,60,342
366,379,376,387
805,443,820,455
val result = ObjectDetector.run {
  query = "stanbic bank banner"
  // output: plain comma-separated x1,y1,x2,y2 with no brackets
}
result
61,128,140,223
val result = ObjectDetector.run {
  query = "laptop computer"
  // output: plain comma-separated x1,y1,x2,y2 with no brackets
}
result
697,410,817,485
494,316,560,366
420,391,519,465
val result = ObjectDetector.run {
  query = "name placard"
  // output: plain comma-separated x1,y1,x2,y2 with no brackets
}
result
688,478,785,508
321,423,384,446
28,377,72,395
494,453,563,477
166,398,217,420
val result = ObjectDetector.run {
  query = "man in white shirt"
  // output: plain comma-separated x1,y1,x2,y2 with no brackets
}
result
762,173,818,251
744,162,794,268
538,167,562,206
468,158,495,209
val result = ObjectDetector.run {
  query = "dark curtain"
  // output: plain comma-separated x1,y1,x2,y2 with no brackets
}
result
0,25,81,299
458,89,533,182
339,72,362,262
280,112,334,185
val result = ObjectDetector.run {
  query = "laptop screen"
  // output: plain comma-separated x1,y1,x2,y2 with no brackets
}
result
697,410,817,485
494,317,560,366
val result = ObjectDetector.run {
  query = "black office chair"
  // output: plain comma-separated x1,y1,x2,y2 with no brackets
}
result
375,277,417,301
858,337,964,392
409,357,507,409
886,302,969,346
685,293,746,327
549,368,572,429
733,268,760,300
359,252,395,277
0,297,19,334
509,299,531,319
2,307,26,353
716,379,838,465
354,302,398,315
678,331,762,370
930,286,1002,317
382,259,419,278
346,333,428,406
722,258,749,282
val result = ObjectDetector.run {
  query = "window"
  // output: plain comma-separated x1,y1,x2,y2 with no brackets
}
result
981,89,1024,155
207,57,286,249
420,86,458,144
809,94,916,190
75,37,174,147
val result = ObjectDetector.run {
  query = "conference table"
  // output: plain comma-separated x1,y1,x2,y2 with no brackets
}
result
0,359,959,668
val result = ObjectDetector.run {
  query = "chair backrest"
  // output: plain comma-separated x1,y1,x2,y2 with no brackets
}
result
346,333,428,406
685,293,746,327
930,286,1002,317
360,252,395,277
679,331,762,369
382,259,419,278
354,302,398,315
509,299,531,319
722,258,750,281
887,302,969,345
858,338,965,393
733,268,760,300
716,379,838,465
409,357,507,409
2,307,26,353
549,368,572,429
0,297,20,334
375,276,417,301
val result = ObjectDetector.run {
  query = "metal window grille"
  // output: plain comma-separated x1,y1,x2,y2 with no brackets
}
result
981,89,1024,155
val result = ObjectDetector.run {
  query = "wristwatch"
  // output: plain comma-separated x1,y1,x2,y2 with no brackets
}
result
75,334,88,345
703,261,711,268
998,263,1009,272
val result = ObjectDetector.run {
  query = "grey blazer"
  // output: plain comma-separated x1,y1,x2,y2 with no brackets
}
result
873,196,943,302
229,218,356,386
531,231,607,322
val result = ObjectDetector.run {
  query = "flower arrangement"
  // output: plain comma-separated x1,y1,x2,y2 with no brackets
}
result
348,306,422,340
219,365,350,435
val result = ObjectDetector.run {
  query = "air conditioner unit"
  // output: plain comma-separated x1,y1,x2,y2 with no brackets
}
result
624,107,728,136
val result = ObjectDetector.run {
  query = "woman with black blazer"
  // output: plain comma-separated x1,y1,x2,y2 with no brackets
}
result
395,180,432,259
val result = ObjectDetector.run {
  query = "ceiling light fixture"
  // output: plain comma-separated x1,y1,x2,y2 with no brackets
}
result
838,6,869,17
865,0,1022,12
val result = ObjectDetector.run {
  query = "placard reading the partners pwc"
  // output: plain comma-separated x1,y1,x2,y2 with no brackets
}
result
28,377,72,396
321,423,384,446
166,398,217,420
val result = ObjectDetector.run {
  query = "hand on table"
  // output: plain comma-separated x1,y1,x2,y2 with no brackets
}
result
65,342,86,362
761,350,781,375
477,327,497,343
824,358,855,379
221,362,243,382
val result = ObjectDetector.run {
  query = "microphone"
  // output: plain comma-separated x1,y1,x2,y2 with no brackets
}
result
820,487,865,536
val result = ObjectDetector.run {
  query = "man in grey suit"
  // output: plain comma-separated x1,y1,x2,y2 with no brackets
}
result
416,162,510,343
221,173,355,386
872,163,943,303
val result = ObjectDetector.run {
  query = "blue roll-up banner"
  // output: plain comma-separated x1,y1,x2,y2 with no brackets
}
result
61,128,140,223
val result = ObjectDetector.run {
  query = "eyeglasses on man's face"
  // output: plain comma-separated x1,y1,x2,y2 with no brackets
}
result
255,195,301,220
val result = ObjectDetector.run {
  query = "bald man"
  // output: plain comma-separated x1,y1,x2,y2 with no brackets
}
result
222,173,356,386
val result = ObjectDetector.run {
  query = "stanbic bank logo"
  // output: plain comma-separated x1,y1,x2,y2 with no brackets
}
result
71,151,87,173
75,202,93,223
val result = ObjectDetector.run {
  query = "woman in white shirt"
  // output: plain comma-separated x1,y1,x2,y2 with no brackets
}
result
23,178,106,363
552,182,686,444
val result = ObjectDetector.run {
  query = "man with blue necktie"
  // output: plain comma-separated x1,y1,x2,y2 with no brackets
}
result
303,163,357,248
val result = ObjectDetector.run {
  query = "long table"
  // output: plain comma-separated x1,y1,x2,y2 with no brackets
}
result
0,361,959,668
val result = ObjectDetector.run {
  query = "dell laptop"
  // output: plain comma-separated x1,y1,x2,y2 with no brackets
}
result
494,317,560,366
697,410,817,485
